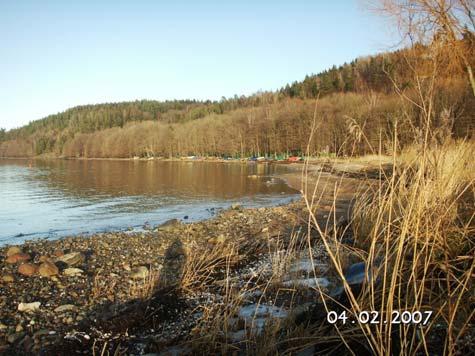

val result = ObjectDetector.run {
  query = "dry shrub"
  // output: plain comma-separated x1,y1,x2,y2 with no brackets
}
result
180,240,243,293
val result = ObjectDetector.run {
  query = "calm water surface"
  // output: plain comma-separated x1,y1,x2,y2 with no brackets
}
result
0,159,298,244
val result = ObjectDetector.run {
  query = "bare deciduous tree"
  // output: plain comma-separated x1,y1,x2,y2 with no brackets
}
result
374,0,475,95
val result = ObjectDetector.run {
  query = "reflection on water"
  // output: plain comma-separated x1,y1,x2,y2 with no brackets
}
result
0,159,298,244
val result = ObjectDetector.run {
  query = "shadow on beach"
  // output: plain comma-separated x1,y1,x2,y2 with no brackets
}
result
10,239,190,356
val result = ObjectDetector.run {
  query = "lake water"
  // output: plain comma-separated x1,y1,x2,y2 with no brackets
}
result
0,159,299,244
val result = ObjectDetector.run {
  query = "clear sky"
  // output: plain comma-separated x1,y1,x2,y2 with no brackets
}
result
0,0,395,130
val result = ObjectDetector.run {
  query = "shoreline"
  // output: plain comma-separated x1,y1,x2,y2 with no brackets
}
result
1,154,391,182
0,163,364,248
0,167,364,354
0,200,319,354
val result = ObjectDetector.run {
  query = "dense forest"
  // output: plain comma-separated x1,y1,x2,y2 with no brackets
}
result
1,40,474,158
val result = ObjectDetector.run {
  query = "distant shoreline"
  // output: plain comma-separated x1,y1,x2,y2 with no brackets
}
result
0,155,305,163
0,154,392,184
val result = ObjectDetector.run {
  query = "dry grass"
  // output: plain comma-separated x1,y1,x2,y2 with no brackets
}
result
84,136,471,355
301,139,475,355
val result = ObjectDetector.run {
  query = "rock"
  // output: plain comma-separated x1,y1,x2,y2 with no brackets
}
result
33,329,50,338
344,262,367,285
54,304,76,313
18,302,41,312
57,252,85,266
143,222,152,230
130,266,149,280
63,268,84,276
2,273,15,283
53,249,64,257
282,277,330,289
0,323,7,331
39,255,54,263
5,253,31,264
38,261,59,277
231,203,241,210
238,304,288,319
330,261,378,297
18,263,38,276
15,324,23,332
157,219,181,232
6,246,22,257
7,332,25,344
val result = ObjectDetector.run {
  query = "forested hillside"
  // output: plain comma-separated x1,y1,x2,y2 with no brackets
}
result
1,40,474,158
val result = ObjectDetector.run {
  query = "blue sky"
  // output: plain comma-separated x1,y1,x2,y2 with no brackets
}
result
0,0,396,130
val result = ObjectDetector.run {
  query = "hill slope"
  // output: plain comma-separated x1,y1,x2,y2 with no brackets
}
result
1,44,474,158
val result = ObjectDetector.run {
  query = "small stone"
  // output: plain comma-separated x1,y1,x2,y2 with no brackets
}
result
18,263,38,276
18,302,41,312
0,323,7,331
6,246,22,257
57,252,85,266
2,273,15,283
130,266,149,280
15,324,23,332
6,253,31,264
38,262,59,277
54,304,76,313
63,268,84,276
231,203,241,210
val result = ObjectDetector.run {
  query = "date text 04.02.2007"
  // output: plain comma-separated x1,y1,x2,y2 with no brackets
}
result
327,310,433,325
